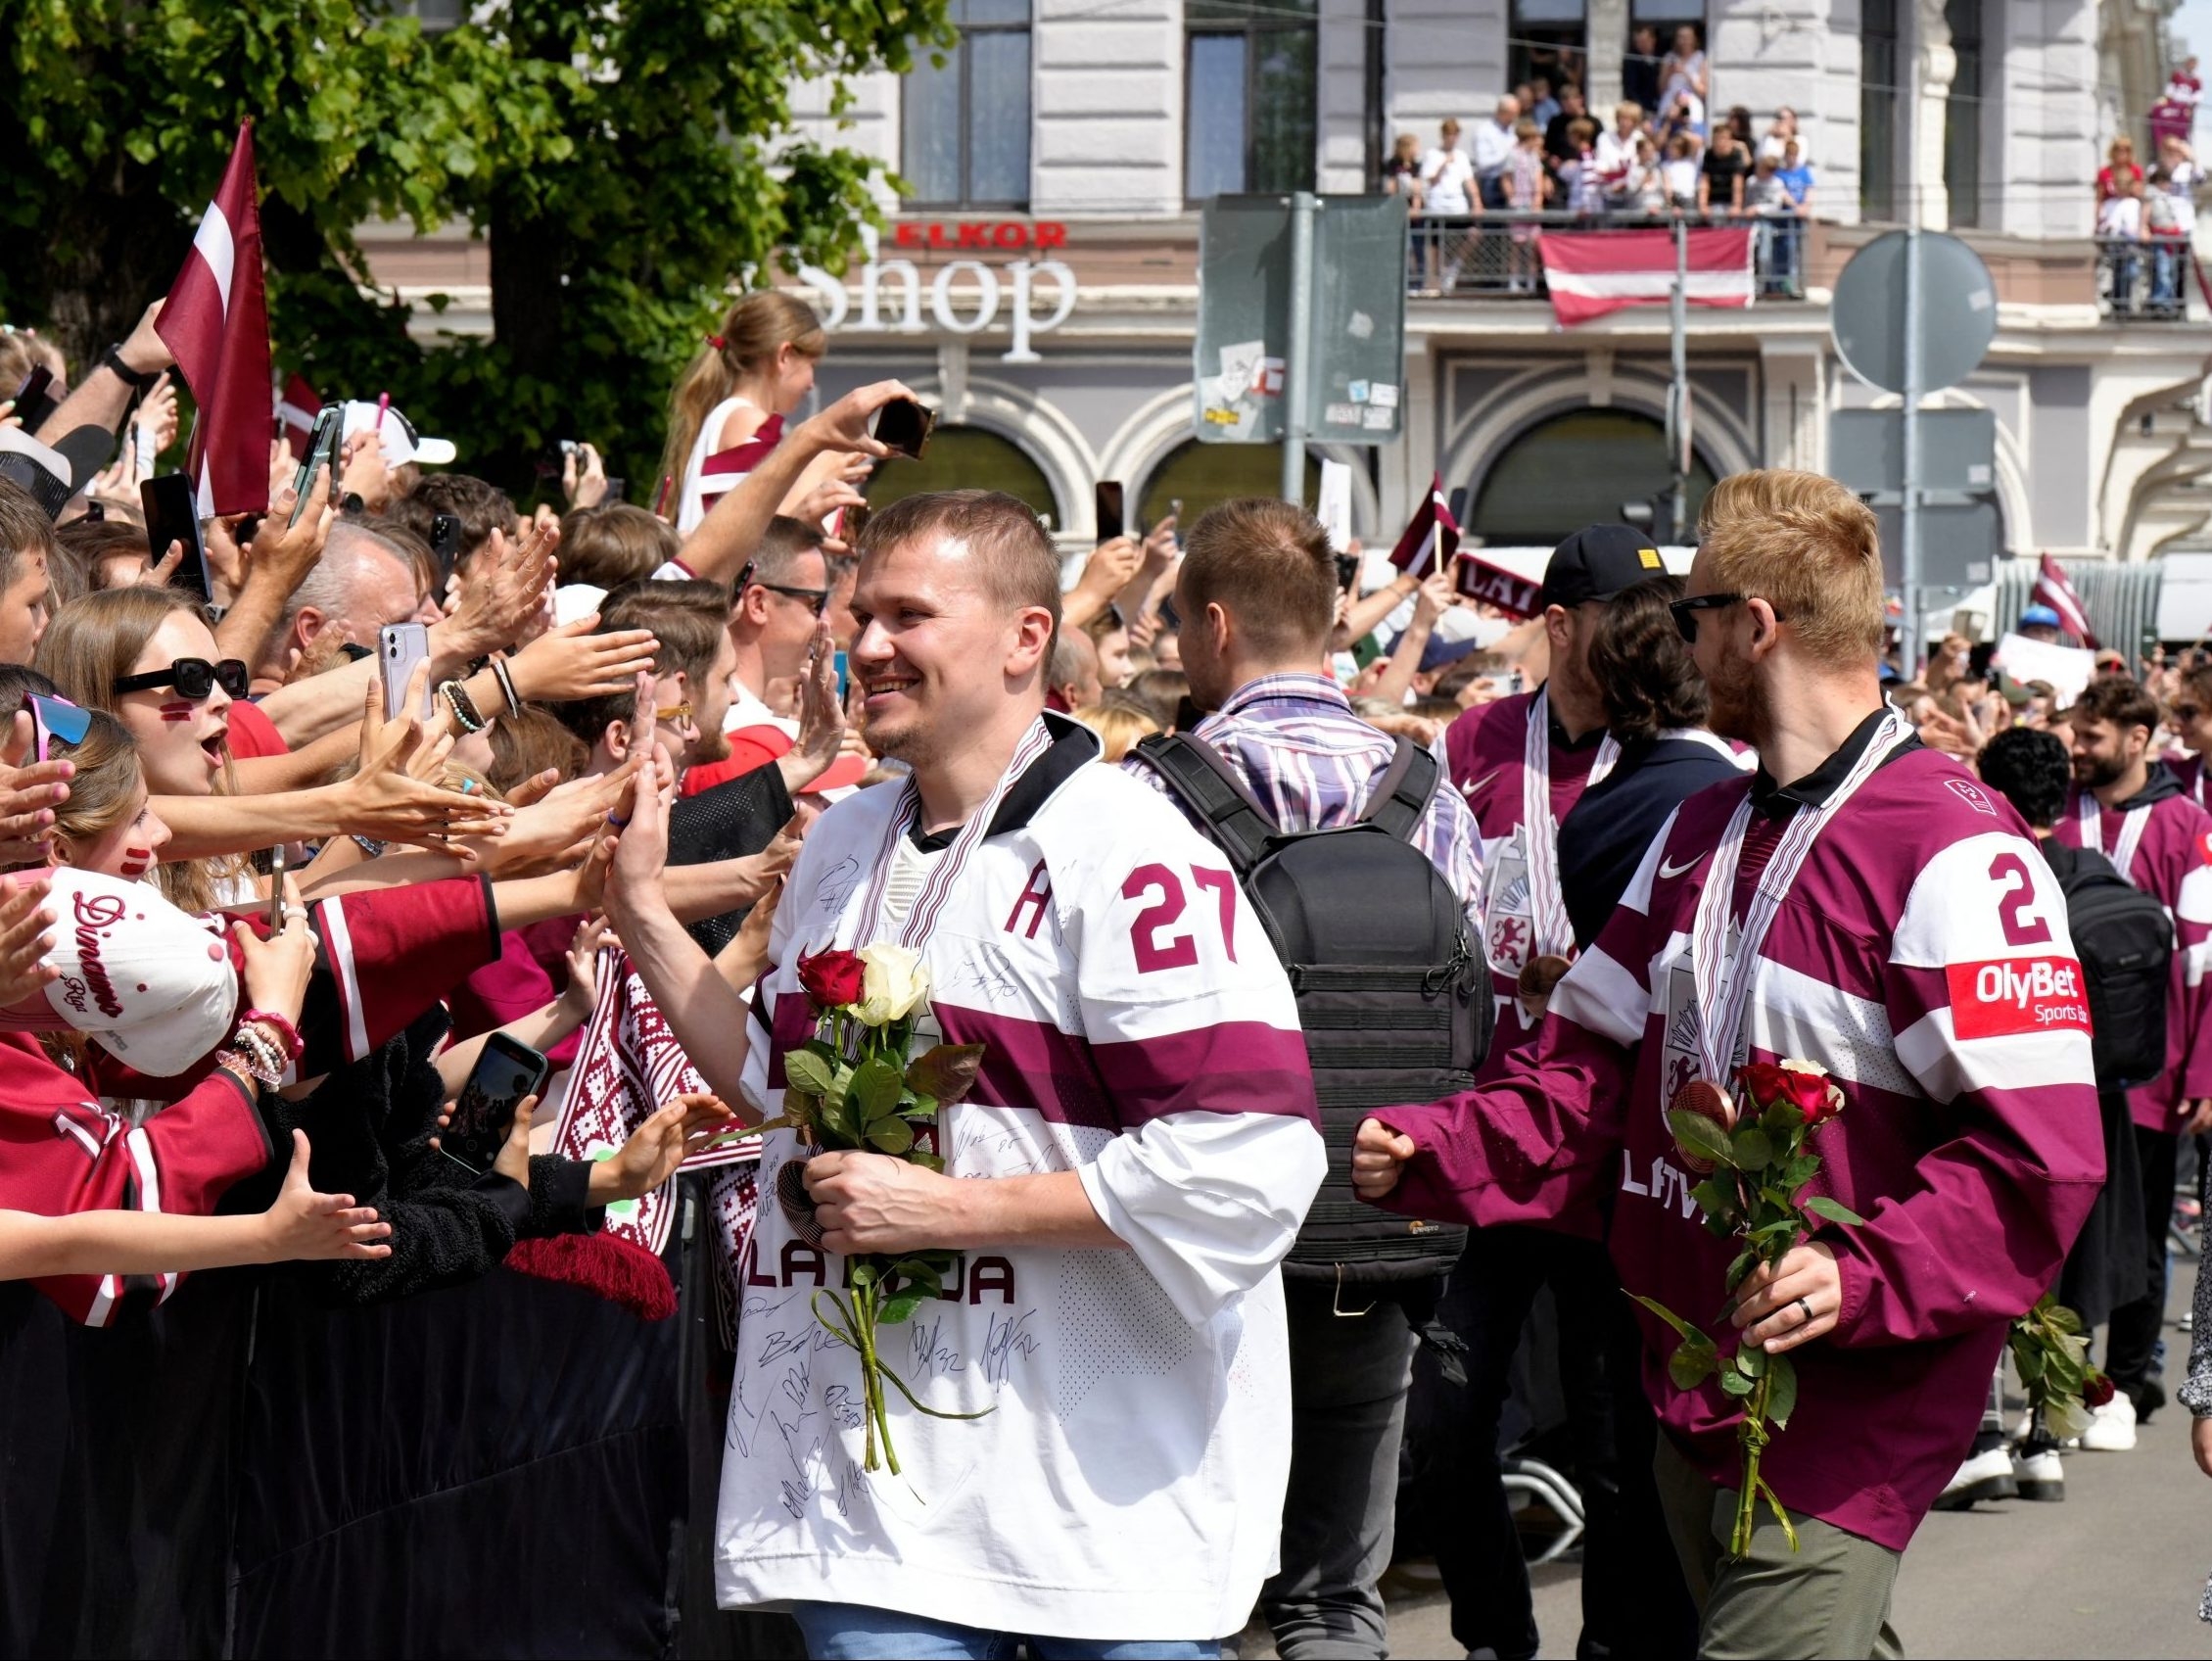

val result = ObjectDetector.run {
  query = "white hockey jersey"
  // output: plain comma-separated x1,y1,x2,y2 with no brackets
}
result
719,715,1327,1640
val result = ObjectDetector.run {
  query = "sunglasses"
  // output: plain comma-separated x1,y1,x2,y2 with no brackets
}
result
759,582,831,617
24,693,89,763
113,656,251,700
655,700,695,726
2178,703,2205,724
1669,592,1788,643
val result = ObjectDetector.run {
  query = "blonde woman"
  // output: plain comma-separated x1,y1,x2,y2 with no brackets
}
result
1073,699,1161,763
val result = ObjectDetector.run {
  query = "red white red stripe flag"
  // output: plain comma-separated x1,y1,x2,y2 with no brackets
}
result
1537,227,1756,327
274,371,320,461
155,121,272,516
1387,472,1460,573
2032,552,2100,650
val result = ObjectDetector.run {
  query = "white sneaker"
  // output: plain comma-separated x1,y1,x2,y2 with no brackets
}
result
2079,1393,2138,1451
1933,1437,2019,1508
2012,1437,2065,1500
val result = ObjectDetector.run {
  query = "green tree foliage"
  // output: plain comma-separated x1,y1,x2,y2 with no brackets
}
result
0,0,946,498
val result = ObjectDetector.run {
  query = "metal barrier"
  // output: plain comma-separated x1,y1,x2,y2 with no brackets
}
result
2094,236,2193,320
1405,210,1810,300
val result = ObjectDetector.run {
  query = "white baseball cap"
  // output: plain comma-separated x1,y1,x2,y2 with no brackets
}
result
341,401,457,469
0,869,239,1076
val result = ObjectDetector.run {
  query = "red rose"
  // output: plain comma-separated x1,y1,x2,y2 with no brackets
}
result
1780,1067,1839,1122
2084,1372,2116,1408
797,947,867,1011
1734,1062,1795,1107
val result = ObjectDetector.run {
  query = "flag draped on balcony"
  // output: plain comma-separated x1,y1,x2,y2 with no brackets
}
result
1537,226,1757,327
156,121,272,516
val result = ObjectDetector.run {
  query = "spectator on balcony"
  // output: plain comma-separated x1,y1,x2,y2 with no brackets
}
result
2146,166,2188,314
1760,106,1804,165
1473,96,1521,210
1560,119,1609,219
1724,104,1756,149
2098,135,2146,214
1625,133,1669,215
1384,130,1425,203
2098,149,2144,312
1623,24,1664,116
1657,84,1707,156
1661,24,1709,121
1504,119,1551,293
1420,120,1479,291
1596,100,1643,185
1662,132,1702,213
1777,137,1815,211
1698,121,1752,216
1747,153,1796,293
1544,83,1590,168
1530,73,1562,131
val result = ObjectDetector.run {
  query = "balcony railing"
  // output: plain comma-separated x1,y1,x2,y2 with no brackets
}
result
2094,237,2196,322
1404,210,1812,301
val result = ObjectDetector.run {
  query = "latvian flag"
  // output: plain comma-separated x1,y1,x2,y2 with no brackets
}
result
696,413,785,517
1388,473,1460,574
155,122,273,515
274,371,320,460
2032,552,2100,649
1538,226,1756,327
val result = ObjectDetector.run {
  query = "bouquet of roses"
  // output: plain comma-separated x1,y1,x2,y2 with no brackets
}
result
1632,1059,1864,1558
763,941,989,1475
2009,1293,2114,1442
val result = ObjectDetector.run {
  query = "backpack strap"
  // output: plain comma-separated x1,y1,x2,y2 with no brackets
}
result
1131,732,1278,875
1356,737,1439,843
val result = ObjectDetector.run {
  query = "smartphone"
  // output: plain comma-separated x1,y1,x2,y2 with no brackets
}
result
872,398,936,460
139,473,212,604
842,500,871,543
440,1033,551,1176
832,650,849,699
429,512,464,580
265,843,288,933
1094,481,1125,546
1335,552,1361,593
9,366,55,432
603,477,626,503
288,404,343,526
379,622,434,722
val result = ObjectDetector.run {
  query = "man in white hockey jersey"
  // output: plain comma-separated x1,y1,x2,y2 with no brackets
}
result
622,489,1327,1657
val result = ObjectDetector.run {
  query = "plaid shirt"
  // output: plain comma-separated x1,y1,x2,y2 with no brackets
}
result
1126,673,1485,924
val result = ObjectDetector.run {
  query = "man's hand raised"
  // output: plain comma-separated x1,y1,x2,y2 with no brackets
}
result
793,380,916,460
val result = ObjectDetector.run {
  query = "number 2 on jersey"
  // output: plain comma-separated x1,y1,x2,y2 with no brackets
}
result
1123,863,1240,973
1990,851,2053,946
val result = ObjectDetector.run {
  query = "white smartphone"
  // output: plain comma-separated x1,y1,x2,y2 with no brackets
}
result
379,622,434,722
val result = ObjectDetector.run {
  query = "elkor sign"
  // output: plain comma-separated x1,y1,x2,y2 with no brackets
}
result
797,224,1076,364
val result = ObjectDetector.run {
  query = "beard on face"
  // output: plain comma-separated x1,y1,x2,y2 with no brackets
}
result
689,724,730,766
1703,645,1765,745
2072,746,2128,789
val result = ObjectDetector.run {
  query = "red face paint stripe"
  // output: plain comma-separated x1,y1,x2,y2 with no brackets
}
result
157,702,193,722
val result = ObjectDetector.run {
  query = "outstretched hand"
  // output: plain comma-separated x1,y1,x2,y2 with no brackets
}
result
260,1130,393,1261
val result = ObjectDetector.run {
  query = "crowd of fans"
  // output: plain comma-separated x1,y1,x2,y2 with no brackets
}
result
1383,26,1814,296
7,267,2212,1659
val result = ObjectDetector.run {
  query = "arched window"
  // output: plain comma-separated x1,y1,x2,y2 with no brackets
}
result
864,425,1059,524
1468,408,1717,546
1138,441,1322,530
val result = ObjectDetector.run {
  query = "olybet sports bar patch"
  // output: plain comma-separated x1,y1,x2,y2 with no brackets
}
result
1945,956,2092,1040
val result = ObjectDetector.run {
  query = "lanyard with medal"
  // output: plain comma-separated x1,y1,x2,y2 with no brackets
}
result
1513,687,1621,1016
1672,709,1907,1127
2074,790,2150,888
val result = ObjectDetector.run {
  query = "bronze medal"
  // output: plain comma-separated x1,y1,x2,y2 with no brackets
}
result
1667,1076,1735,1173
1517,953,1572,1001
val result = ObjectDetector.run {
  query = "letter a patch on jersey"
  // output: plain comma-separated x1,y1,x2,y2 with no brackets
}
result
1946,956,2093,1039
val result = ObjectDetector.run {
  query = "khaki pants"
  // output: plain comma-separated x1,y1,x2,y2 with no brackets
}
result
1653,1434,1906,1660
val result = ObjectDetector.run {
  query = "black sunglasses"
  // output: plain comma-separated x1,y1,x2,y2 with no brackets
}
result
1670,593,1787,643
759,582,831,617
113,656,252,700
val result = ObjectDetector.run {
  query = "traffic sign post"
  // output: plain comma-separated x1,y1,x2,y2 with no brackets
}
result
1828,407,1996,495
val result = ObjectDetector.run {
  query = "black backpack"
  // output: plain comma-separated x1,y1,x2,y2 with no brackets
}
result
2043,841,2172,1091
1135,732,1489,1286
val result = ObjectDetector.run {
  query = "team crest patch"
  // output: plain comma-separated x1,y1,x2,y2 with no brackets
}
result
1946,778,1998,817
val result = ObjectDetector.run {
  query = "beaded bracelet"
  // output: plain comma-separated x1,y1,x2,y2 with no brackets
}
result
231,1025,286,1083
440,679,486,734
491,656,522,717
215,1044,281,1092
239,1009,304,1060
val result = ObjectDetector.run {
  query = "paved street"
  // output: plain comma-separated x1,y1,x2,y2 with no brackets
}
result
1239,1278,2212,1659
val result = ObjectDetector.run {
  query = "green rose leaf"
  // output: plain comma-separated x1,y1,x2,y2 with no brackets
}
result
1803,1196,1866,1228
1765,1352,1799,1427
784,1048,836,1097
1629,1293,1708,1349
868,1117,916,1156
1667,1109,1739,1169
878,1292,925,1325
850,1056,904,1122
910,1151,945,1173
1668,1343,1718,1391
1734,1344,1767,1379
1718,1364,1757,1399
906,1043,987,1108
1732,1127,1774,1169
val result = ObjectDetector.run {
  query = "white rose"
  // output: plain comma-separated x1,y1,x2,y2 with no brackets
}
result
853,943,930,1026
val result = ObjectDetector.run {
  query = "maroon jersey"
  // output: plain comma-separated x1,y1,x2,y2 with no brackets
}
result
1374,722,2102,1550
2166,749,2207,808
2052,765,2212,1130
1441,688,1614,1051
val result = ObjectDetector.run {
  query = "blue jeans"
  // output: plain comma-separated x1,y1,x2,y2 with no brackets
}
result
790,1604,1222,1660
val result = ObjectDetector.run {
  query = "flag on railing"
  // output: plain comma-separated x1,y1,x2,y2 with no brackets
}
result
2031,552,2100,649
274,371,320,460
1387,472,1460,574
156,122,272,515
1537,226,1756,327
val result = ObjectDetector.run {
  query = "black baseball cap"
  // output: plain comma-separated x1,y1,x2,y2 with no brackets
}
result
1539,523,1667,610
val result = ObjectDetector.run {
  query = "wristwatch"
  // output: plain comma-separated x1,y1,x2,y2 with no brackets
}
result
99,344,161,392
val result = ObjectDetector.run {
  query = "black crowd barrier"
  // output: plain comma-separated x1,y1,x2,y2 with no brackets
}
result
0,1176,800,1660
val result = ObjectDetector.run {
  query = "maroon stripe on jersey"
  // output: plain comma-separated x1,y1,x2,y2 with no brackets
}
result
935,1002,1116,1129
763,982,818,1091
